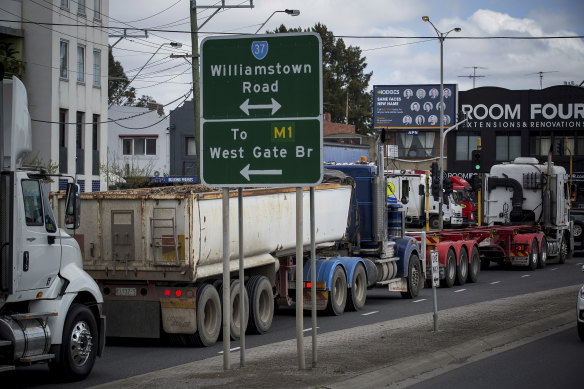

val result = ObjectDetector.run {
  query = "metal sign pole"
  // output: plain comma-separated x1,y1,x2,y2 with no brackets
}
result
296,187,305,369
310,187,317,367
238,188,245,367
430,250,439,331
222,188,231,369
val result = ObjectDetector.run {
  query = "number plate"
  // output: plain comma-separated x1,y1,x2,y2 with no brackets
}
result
115,287,137,297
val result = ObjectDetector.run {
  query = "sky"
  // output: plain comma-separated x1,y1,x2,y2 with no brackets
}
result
108,0,584,113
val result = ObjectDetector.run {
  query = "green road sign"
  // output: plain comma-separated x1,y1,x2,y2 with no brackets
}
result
200,32,322,187
201,120,322,186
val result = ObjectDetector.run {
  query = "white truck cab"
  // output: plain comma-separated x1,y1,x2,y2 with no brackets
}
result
0,76,104,380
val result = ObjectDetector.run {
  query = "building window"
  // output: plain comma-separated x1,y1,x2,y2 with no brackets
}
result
92,115,99,151
59,109,67,148
495,134,521,161
77,45,85,83
455,134,480,160
122,139,132,155
60,40,68,79
92,49,101,86
186,137,197,156
76,112,84,149
78,0,86,16
121,137,157,156
396,132,436,158
93,0,101,20
60,0,69,10
530,133,584,156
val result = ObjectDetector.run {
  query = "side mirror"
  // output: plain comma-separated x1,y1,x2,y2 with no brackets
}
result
401,196,409,205
64,183,81,229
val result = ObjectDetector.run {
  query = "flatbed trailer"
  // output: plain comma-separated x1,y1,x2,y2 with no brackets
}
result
407,224,548,288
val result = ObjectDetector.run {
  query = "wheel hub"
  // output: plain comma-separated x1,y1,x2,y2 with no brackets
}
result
70,321,93,367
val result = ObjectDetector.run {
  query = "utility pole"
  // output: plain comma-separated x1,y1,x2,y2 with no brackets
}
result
190,1,200,180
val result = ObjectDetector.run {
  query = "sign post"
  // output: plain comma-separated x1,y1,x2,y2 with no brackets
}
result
200,33,323,370
430,250,439,331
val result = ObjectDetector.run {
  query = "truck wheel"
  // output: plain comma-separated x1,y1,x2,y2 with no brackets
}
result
455,248,468,285
579,321,584,342
49,304,98,382
246,275,274,334
538,237,548,269
558,237,568,264
468,246,480,283
229,279,249,340
193,284,221,347
347,263,367,311
401,254,421,299
325,266,347,316
440,249,456,288
528,240,538,271
429,216,439,230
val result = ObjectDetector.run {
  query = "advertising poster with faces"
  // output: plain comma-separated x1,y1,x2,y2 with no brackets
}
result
373,84,457,130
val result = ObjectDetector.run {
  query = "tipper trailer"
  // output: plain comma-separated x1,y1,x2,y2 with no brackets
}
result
53,163,423,347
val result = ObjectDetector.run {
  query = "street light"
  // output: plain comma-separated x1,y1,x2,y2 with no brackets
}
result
255,9,300,34
109,41,182,107
422,16,461,230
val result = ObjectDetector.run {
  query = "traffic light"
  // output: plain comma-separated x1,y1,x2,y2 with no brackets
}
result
469,175,482,191
443,178,453,194
430,162,440,200
471,150,481,171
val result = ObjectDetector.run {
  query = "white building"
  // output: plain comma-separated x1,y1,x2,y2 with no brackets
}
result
107,105,170,186
0,0,109,192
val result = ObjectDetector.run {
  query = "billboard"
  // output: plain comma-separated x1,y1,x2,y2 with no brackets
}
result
373,84,457,130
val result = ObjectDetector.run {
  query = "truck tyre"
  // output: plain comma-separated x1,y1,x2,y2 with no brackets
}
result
347,263,367,311
455,248,468,285
49,304,98,382
429,216,439,230
579,320,584,342
229,280,249,340
401,254,421,299
440,249,456,288
325,266,347,316
538,237,548,269
468,246,480,283
558,236,568,264
193,284,221,347
528,240,538,271
246,275,274,334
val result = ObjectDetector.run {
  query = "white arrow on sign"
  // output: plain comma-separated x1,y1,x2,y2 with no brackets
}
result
239,98,282,116
240,164,283,181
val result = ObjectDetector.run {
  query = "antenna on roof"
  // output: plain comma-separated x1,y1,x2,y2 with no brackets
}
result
458,66,487,89
526,71,559,89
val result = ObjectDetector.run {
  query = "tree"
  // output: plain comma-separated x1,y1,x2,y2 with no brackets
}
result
272,24,373,134
108,49,137,106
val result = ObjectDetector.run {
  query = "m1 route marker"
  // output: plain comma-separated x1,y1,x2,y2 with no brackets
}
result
200,32,323,187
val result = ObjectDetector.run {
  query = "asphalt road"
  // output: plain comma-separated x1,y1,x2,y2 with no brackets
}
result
6,255,584,389
408,326,583,389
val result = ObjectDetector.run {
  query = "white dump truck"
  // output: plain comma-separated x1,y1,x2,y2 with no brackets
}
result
0,77,104,380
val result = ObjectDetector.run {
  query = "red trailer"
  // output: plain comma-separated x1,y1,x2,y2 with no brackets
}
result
408,225,547,287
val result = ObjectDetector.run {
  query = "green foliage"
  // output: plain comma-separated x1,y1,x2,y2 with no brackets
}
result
271,24,373,134
108,49,157,107
100,152,154,189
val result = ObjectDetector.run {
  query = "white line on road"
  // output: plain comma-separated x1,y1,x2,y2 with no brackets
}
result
362,311,379,316
413,299,427,303
521,275,531,278
550,267,558,271
303,327,320,332
218,347,241,354
490,281,501,285
454,289,467,293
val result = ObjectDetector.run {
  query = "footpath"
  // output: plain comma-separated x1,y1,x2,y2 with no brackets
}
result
91,285,579,389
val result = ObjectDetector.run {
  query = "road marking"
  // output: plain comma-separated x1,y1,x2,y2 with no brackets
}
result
362,311,379,316
413,299,427,303
218,347,241,354
550,267,558,271
521,275,531,278
303,327,320,332
490,281,501,285
454,289,467,293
